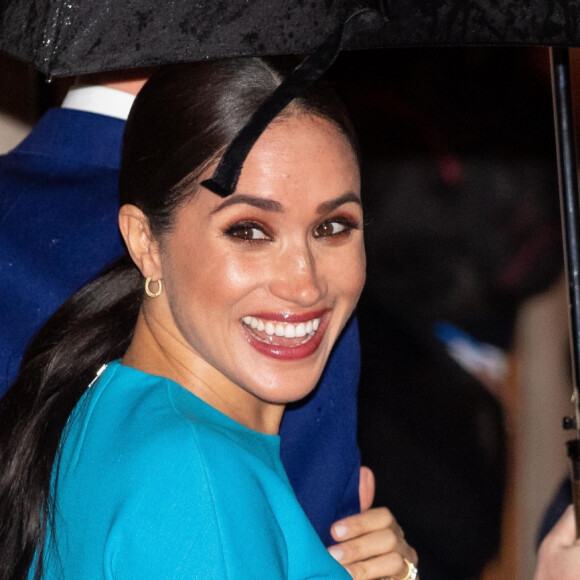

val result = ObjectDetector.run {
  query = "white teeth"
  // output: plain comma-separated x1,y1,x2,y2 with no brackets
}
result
242,315,322,339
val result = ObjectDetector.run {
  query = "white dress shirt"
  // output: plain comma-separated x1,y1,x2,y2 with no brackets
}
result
61,85,136,121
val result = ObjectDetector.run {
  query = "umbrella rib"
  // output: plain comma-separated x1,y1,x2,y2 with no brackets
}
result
38,0,67,79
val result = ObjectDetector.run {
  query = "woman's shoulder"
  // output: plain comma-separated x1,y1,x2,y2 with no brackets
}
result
59,360,273,491
62,361,209,471
52,362,223,559
50,362,288,578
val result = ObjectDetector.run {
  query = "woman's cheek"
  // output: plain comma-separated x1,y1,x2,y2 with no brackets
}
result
219,254,268,292
336,244,366,298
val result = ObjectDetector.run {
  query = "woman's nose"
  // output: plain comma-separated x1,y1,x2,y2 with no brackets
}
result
267,247,327,307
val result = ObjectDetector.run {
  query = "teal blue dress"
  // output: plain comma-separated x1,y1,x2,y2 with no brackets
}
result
36,361,350,579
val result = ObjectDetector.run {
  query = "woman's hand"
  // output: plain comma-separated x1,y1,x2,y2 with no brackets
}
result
327,467,418,580
534,505,580,580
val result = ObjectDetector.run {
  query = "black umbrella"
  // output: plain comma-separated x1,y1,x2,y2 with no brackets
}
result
2,0,580,78
3,0,580,533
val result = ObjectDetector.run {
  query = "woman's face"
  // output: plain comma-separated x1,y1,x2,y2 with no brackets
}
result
156,115,365,411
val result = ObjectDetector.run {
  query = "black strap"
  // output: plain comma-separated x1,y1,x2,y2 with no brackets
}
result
201,8,381,197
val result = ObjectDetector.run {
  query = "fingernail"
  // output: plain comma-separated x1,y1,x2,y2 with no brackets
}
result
334,523,348,538
328,546,344,561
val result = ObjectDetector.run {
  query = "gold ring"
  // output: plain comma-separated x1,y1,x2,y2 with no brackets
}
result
401,558,418,580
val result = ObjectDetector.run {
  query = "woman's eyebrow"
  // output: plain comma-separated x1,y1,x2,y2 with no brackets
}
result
210,191,361,215
316,192,361,214
210,194,283,214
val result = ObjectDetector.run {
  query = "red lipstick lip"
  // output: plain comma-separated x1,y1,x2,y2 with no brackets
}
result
241,315,329,361
242,309,328,323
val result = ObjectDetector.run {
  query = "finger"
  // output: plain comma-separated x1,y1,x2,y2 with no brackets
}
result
551,505,578,546
331,507,400,543
535,506,580,580
328,529,417,568
343,551,409,580
540,505,577,559
329,527,397,565
359,466,375,512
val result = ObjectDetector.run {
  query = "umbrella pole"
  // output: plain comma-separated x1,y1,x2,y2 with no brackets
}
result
550,46,580,536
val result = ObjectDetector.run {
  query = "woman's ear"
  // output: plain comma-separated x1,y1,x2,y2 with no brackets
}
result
118,205,163,279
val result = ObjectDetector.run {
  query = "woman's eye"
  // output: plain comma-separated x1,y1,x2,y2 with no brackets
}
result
224,223,271,242
313,219,355,238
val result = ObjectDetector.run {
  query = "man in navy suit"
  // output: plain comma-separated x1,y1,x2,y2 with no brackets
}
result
0,82,130,395
0,72,413,578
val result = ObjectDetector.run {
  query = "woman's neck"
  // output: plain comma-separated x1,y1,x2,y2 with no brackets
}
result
122,309,285,435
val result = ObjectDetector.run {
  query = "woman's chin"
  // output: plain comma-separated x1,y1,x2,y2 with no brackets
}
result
234,319,341,405
247,367,325,406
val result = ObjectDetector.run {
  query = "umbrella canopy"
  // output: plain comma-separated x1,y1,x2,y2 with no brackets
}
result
2,0,580,78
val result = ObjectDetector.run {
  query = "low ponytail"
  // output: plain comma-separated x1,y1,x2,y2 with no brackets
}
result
0,257,142,580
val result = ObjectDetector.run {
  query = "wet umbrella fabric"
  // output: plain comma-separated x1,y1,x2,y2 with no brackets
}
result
3,0,580,78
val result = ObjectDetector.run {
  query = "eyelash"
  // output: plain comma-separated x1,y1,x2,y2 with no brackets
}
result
223,221,272,243
313,216,360,239
223,216,361,244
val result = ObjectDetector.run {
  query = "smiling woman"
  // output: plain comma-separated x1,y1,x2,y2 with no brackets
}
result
0,58,382,579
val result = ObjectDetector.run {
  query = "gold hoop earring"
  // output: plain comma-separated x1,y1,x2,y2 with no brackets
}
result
145,277,162,298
